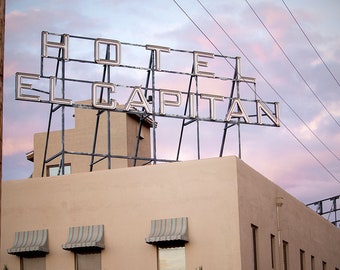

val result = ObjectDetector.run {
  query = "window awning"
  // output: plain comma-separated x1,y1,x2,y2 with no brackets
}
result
7,229,49,256
62,225,104,252
145,217,188,246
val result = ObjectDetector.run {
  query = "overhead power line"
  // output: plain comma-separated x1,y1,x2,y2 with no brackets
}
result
172,0,235,71
245,0,340,128
172,0,340,184
194,0,339,162
281,0,340,88
280,120,340,184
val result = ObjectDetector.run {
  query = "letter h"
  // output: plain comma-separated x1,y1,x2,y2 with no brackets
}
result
41,31,69,60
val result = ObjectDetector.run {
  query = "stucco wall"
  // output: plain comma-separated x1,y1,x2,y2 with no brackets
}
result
1,156,242,270
236,159,340,270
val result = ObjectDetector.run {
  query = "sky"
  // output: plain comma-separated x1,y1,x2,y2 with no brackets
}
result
3,0,340,205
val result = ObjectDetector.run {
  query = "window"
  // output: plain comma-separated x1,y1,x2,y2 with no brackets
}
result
47,163,71,176
75,252,101,270
145,217,188,270
270,234,276,270
282,241,289,270
8,230,49,268
62,225,104,270
322,261,327,270
158,246,185,270
251,224,258,270
300,250,305,270
311,256,315,270
20,257,46,270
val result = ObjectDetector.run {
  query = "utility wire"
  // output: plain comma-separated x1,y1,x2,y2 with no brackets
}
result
245,0,340,127
280,120,340,184
281,0,340,88
194,0,339,161
172,0,235,70
172,0,340,183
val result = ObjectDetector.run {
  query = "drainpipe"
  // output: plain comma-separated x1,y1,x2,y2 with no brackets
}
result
276,197,284,270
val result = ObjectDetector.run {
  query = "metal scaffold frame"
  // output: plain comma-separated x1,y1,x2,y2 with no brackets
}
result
306,195,340,227
18,31,279,176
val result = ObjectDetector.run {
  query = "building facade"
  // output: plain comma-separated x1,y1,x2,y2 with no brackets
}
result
1,156,340,270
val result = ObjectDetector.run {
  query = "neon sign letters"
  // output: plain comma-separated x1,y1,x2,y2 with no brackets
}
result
15,31,280,126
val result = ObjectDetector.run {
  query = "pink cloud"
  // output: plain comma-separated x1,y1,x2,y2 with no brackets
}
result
3,112,46,156
3,136,33,156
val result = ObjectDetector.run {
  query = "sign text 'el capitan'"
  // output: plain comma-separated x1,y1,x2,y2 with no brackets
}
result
15,31,280,127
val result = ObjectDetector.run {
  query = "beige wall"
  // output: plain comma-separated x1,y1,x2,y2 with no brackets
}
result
2,157,242,270
1,156,339,270
32,106,151,177
237,159,340,270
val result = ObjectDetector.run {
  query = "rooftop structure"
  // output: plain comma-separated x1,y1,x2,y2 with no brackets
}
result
27,102,152,177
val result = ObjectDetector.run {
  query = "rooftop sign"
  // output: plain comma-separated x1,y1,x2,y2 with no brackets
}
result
16,31,279,126
15,31,280,173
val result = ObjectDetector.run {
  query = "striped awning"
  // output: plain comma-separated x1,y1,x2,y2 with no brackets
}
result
62,225,104,252
145,217,188,245
7,229,49,256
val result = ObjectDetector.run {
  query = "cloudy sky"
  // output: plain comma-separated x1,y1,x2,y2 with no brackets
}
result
3,0,340,205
